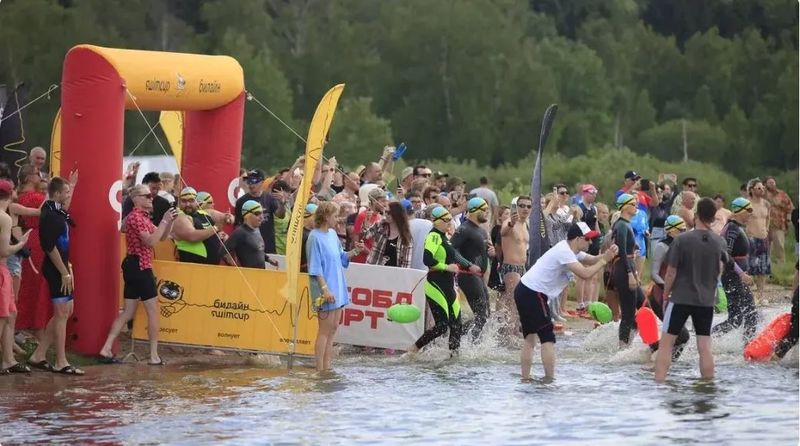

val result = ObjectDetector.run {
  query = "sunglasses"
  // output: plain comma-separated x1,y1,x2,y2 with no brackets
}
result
136,193,154,199
517,204,532,209
205,201,214,207
419,173,432,178
686,183,697,188
245,210,263,217
558,191,569,196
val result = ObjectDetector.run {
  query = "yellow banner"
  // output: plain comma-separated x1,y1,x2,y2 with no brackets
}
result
132,260,317,355
283,84,345,304
159,111,184,166
49,108,61,177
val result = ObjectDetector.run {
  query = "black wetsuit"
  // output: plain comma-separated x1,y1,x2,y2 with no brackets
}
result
775,276,798,359
648,236,690,359
612,217,642,344
713,220,758,341
451,219,491,340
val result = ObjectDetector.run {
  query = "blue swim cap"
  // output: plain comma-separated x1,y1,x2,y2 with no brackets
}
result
616,193,636,210
664,215,686,232
731,197,753,214
467,197,488,213
304,203,318,217
430,205,451,221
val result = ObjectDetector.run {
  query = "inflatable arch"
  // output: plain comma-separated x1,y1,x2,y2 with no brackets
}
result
59,45,244,354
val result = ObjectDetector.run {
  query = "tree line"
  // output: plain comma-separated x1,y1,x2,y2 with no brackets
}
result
0,0,796,179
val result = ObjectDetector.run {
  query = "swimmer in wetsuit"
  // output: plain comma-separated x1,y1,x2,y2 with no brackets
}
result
648,215,690,359
452,197,493,340
712,197,759,342
773,264,798,360
407,206,480,354
610,193,643,347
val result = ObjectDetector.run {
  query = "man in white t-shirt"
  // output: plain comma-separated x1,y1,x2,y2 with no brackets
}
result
514,222,618,381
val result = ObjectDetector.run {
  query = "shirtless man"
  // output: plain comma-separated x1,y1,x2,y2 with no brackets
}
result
677,191,696,229
746,179,771,303
499,196,532,323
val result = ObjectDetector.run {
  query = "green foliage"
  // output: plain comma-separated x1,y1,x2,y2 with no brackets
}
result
326,97,393,166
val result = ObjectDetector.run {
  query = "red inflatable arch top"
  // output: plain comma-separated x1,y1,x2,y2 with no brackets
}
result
59,44,244,354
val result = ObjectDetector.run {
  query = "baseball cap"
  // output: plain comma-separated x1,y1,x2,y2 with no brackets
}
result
245,169,266,185
304,203,318,217
616,193,636,210
731,197,753,214
358,184,379,205
624,170,641,181
664,215,687,232
467,197,488,213
401,167,414,181
430,205,452,222
581,184,598,194
180,187,197,199
567,222,600,240
447,176,466,189
368,187,387,202
434,171,449,179
242,200,263,216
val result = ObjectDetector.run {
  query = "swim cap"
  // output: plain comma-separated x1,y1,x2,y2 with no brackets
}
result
664,215,686,232
180,187,197,199
467,197,488,214
304,203,318,217
242,200,263,217
731,197,753,214
196,191,212,206
616,193,636,210
430,206,451,222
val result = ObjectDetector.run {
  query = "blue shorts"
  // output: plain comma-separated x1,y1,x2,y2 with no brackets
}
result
6,255,21,277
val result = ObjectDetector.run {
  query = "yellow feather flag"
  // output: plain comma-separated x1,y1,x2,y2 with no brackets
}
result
282,84,345,304
49,108,61,177
159,111,184,166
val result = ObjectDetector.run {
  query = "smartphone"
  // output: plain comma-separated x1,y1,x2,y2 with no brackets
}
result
396,178,401,189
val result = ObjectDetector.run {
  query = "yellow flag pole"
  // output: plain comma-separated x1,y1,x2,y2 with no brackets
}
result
283,84,345,369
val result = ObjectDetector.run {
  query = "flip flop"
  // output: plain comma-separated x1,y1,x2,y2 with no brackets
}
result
53,365,85,376
4,363,31,374
147,359,165,366
29,360,54,372
97,355,121,364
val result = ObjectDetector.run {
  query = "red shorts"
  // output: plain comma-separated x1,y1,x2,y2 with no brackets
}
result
0,263,16,317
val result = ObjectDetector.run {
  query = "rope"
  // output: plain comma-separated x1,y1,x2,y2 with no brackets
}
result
0,84,59,124
125,88,289,345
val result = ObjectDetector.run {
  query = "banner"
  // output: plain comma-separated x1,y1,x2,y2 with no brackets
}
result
283,84,345,305
159,110,184,166
271,255,426,350
528,104,558,267
132,260,317,355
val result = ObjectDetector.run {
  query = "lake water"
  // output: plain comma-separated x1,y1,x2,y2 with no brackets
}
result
1,308,797,445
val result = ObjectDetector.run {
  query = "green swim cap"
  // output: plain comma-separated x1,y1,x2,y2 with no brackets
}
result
196,191,212,205
616,193,636,210
180,187,197,199
430,205,451,222
242,200,263,216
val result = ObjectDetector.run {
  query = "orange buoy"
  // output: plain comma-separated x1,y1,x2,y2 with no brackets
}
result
744,313,792,362
636,307,660,344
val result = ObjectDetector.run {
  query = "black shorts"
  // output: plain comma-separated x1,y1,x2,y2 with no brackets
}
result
42,260,73,303
663,302,714,336
122,256,157,301
513,283,556,344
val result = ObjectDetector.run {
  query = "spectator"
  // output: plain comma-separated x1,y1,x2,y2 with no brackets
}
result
413,165,432,180
352,188,388,263
400,167,415,191
615,170,641,199
159,172,176,204
677,191,697,228
670,177,699,214
649,183,672,243
747,178,771,303
765,176,794,264
360,201,413,268
433,172,448,190
301,203,318,272
0,179,31,374
307,201,364,371
470,176,500,221
408,200,434,271
99,184,176,365
332,171,360,209
711,193,732,234
121,172,171,226
28,147,47,177
268,180,293,255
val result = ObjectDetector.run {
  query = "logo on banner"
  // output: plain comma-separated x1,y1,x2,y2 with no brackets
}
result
109,179,123,230
227,176,243,207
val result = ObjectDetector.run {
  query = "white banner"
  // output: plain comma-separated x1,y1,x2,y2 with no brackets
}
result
270,256,427,350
